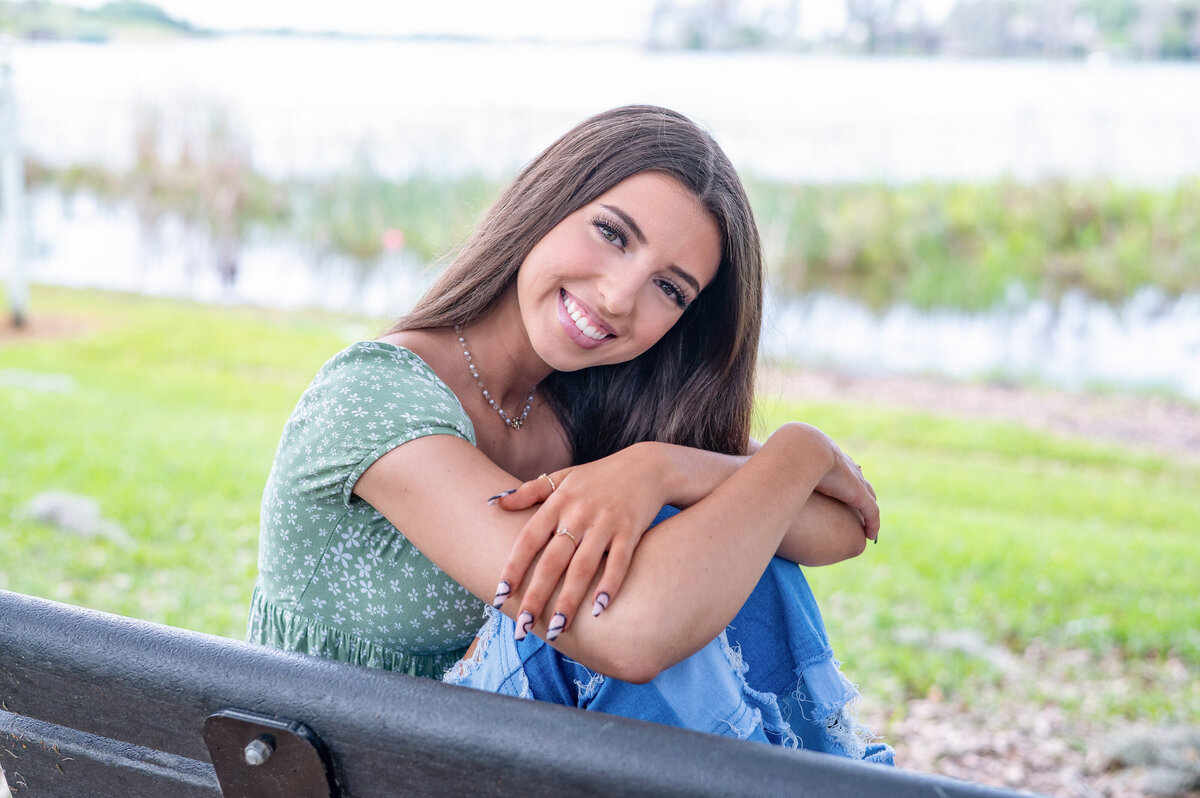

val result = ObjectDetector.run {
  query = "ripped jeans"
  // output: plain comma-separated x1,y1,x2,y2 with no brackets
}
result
444,507,895,764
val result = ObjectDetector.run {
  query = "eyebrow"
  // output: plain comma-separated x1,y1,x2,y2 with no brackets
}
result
599,203,704,296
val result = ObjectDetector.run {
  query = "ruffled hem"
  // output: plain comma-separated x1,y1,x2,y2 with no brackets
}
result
246,585,468,680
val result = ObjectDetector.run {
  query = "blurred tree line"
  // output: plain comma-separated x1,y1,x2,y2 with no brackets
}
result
0,0,198,42
648,0,1200,59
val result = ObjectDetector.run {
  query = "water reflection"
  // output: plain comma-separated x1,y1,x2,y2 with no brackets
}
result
31,191,431,318
763,289,1200,401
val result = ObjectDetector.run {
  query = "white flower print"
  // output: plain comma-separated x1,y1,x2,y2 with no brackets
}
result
329,543,352,567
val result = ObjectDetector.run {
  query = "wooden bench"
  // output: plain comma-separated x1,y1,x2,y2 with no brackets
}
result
0,589,1027,797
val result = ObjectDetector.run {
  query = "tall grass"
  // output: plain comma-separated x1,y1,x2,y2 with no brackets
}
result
746,176,1200,309
31,150,1200,312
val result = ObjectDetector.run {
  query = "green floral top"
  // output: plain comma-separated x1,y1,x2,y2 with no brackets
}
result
246,341,488,678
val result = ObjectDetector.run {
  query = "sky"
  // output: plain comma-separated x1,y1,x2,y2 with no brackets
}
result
58,0,865,42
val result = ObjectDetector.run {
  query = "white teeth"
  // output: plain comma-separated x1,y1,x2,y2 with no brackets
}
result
563,294,608,340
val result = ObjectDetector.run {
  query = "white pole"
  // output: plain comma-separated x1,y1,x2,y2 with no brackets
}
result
1,37,27,329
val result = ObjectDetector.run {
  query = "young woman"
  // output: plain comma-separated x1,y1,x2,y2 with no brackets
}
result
248,105,891,762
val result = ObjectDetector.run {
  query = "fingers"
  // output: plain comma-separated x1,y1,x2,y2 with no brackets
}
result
493,509,559,614
490,470,568,511
546,529,608,635
587,538,634,618
816,450,882,543
513,525,580,641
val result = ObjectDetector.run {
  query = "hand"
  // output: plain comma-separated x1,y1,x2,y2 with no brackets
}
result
773,423,880,542
489,445,668,641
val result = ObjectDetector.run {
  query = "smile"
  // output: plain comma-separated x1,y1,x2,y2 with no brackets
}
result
559,290,614,347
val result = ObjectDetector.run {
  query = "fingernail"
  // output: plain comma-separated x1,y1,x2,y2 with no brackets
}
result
515,610,533,641
591,592,609,617
487,489,517,505
547,612,566,641
492,580,511,608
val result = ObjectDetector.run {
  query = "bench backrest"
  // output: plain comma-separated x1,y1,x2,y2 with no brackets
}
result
0,590,1026,797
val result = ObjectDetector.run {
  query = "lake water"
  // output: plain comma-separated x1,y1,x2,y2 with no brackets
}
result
12,37,1200,182
7,38,1200,400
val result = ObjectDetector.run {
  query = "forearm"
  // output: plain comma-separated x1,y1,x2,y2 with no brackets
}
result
649,439,869,566
551,424,832,680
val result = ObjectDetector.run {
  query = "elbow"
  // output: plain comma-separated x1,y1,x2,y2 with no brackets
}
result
581,616,679,684
589,639,669,685
845,531,869,560
797,532,868,567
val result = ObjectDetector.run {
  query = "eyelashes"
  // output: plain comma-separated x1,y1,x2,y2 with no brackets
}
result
592,214,629,248
591,215,694,310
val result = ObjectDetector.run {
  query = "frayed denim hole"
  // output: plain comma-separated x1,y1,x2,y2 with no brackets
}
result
719,631,801,748
442,606,501,685
790,665,884,760
573,670,605,704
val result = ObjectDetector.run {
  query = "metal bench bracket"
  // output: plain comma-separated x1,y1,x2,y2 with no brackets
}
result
202,708,338,798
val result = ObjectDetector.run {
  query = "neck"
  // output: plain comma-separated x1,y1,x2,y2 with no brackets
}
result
456,286,552,411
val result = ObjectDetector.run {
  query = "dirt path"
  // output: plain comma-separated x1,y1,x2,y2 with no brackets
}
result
759,366,1200,462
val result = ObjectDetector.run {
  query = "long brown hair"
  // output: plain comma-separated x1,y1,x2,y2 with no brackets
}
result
390,105,762,462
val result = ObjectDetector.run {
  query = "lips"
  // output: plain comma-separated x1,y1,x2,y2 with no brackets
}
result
558,290,615,349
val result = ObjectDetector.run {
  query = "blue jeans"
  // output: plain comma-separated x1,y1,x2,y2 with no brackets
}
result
444,507,894,764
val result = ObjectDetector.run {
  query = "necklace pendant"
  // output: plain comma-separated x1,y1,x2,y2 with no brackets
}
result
508,417,523,430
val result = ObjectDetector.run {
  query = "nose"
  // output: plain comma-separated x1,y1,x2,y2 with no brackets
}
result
598,266,640,317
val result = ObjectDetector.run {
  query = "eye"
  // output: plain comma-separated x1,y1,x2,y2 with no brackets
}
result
592,216,628,248
657,279,692,310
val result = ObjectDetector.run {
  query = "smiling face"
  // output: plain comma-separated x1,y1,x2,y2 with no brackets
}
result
516,171,723,372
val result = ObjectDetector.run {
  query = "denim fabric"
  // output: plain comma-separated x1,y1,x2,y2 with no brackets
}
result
444,506,894,765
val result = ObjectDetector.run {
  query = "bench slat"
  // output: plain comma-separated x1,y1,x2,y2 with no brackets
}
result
0,590,1029,797
1,710,219,797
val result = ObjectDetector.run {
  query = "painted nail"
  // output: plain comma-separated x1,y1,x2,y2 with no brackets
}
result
547,612,566,641
492,580,511,608
487,489,518,505
591,592,610,617
515,610,534,641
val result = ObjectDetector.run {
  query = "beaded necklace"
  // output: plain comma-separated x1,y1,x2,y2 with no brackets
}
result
454,324,534,430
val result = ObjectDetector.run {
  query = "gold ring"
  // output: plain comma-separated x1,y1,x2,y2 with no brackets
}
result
539,473,557,493
556,526,578,549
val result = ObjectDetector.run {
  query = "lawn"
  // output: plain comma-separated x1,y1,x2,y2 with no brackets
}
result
2,285,1197,730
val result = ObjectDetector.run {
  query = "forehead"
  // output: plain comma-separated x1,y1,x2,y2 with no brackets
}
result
588,172,722,289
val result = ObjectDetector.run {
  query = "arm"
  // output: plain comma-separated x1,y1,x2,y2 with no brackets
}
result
648,439,875,566
491,435,875,648
354,422,867,683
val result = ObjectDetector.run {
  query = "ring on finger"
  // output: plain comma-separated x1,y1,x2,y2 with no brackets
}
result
555,526,578,549
539,473,557,493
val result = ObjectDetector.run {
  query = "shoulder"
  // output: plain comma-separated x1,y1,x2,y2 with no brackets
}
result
310,342,456,405
292,341,475,444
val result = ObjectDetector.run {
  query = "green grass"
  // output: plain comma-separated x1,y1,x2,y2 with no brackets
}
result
3,285,1197,726
0,286,380,634
753,400,1200,720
